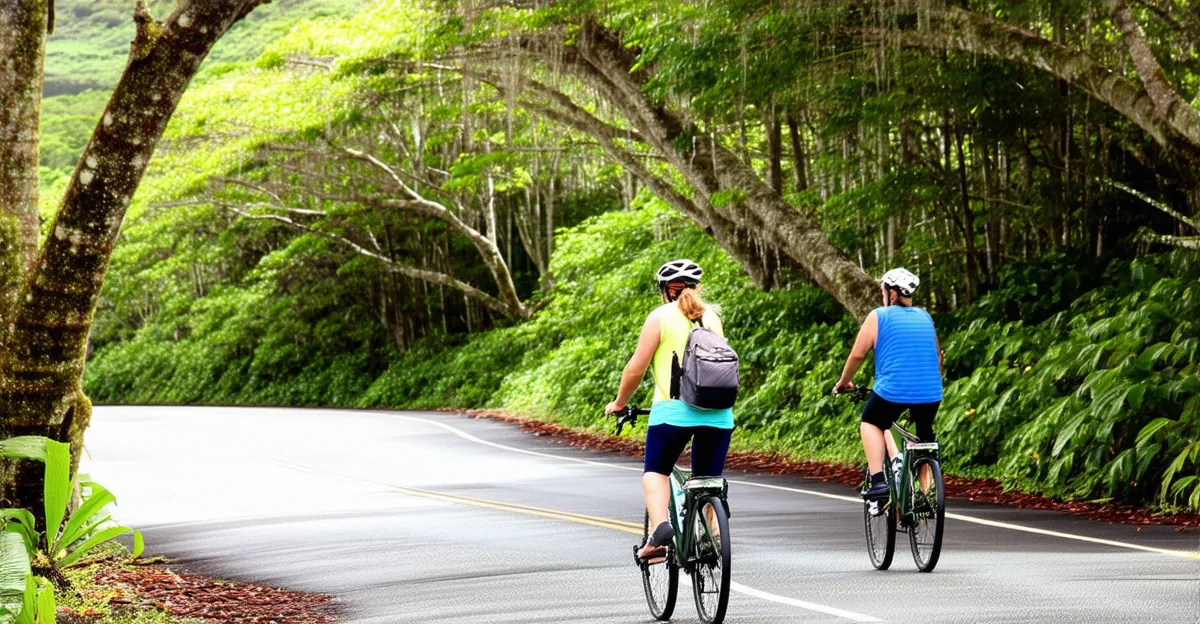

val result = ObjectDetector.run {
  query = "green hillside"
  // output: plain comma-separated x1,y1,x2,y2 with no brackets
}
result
37,0,367,189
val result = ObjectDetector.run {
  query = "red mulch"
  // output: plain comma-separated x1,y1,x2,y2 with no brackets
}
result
90,567,335,623
455,408,1200,529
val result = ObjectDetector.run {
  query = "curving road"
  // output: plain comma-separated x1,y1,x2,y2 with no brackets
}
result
82,407,1199,623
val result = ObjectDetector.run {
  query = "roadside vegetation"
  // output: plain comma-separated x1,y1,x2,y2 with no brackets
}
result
49,0,1200,515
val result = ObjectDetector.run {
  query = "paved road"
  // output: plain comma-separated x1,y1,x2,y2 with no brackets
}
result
82,407,1199,623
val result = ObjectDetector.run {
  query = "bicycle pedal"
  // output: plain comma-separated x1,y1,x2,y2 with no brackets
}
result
867,499,889,517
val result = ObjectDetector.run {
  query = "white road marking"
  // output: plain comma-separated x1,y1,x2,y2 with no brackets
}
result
729,581,882,622
387,413,1200,561
675,576,883,623
267,423,887,623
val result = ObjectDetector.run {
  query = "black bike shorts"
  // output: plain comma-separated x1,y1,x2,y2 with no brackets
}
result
643,424,732,476
861,392,939,442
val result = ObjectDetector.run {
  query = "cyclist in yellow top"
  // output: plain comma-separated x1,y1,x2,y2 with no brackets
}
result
605,260,734,561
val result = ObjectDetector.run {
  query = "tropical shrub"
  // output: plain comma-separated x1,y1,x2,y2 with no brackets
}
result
0,435,143,624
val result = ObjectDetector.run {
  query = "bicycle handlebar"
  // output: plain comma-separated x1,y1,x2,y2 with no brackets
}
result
613,406,651,436
834,386,873,403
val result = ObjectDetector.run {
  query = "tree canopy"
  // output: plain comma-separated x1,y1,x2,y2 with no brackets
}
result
30,0,1199,512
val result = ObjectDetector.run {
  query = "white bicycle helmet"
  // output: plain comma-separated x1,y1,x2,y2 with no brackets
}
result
656,259,703,286
881,267,920,297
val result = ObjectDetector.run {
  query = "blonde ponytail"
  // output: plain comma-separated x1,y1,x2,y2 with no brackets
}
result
677,286,707,321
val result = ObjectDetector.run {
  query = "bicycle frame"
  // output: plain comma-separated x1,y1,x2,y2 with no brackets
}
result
667,467,727,571
885,424,940,527
613,406,728,571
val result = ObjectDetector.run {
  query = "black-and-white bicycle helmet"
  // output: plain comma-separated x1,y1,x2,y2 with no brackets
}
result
881,267,919,297
656,259,703,286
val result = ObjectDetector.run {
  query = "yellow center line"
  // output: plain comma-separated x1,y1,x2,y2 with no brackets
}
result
256,455,643,534
255,454,887,622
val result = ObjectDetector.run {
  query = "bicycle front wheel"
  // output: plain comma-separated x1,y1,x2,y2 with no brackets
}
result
907,458,945,572
864,470,896,570
641,511,678,620
690,497,730,624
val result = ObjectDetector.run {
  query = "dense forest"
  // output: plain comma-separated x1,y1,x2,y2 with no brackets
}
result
40,0,1199,511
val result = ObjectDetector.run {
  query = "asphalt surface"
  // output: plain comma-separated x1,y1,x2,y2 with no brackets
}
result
82,407,1200,623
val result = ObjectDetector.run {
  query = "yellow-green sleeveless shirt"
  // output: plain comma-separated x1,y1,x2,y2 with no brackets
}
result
648,302,735,428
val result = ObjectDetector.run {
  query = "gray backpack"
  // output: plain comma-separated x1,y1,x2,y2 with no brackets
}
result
671,318,740,410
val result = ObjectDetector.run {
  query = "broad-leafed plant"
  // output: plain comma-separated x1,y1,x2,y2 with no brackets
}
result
0,436,143,570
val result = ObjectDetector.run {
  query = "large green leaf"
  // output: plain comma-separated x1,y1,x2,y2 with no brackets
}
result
1169,476,1199,498
0,533,31,623
1160,441,1200,500
32,578,52,624
0,438,48,463
57,482,117,549
57,526,137,568
1052,412,1087,457
0,511,36,555
1136,417,1174,448
15,575,33,624
41,441,71,556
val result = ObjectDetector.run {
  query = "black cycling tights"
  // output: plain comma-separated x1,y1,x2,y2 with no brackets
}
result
643,424,733,476
860,392,939,442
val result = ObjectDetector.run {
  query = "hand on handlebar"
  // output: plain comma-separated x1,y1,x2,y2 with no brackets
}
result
610,405,651,435
604,400,624,415
831,380,855,396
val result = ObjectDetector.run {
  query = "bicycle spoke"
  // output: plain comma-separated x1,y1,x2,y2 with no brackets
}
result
690,498,730,624
863,469,896,570
640,511,677,620
907,459,945,572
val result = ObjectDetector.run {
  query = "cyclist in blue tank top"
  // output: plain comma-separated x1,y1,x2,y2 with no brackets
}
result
833,268,944,500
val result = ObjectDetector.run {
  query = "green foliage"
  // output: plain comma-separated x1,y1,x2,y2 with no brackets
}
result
0,533,31,621
70,0,1200,515
0,438,144,581
0,435,144,623
90,180,1200,511
939,253,1200,507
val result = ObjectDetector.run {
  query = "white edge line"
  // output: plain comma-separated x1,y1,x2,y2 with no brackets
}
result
675,575,883,623
387,414,1200,561
729,581,882,623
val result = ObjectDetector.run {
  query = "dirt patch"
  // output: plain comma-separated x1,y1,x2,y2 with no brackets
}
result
90,566,335,623
455,408,1200,529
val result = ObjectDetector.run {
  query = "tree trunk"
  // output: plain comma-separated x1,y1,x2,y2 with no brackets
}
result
0,0,270,514
786,112,808,193
765,103,784,194
0,0,49,322
952,120,978,303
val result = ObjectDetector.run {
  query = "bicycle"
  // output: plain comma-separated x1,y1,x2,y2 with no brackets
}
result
839,387,945,572
614,406,731,624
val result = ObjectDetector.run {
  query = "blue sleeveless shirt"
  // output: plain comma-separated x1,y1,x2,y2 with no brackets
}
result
873,306,943,404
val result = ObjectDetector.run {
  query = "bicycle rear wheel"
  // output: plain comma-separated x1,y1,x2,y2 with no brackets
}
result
863,470,896,570
690,497,730,624
641,511,678,620
907,458,945,572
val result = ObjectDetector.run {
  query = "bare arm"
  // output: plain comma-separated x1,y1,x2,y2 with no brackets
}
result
834,311,878,392
936,334,944,373
605,314,661,413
